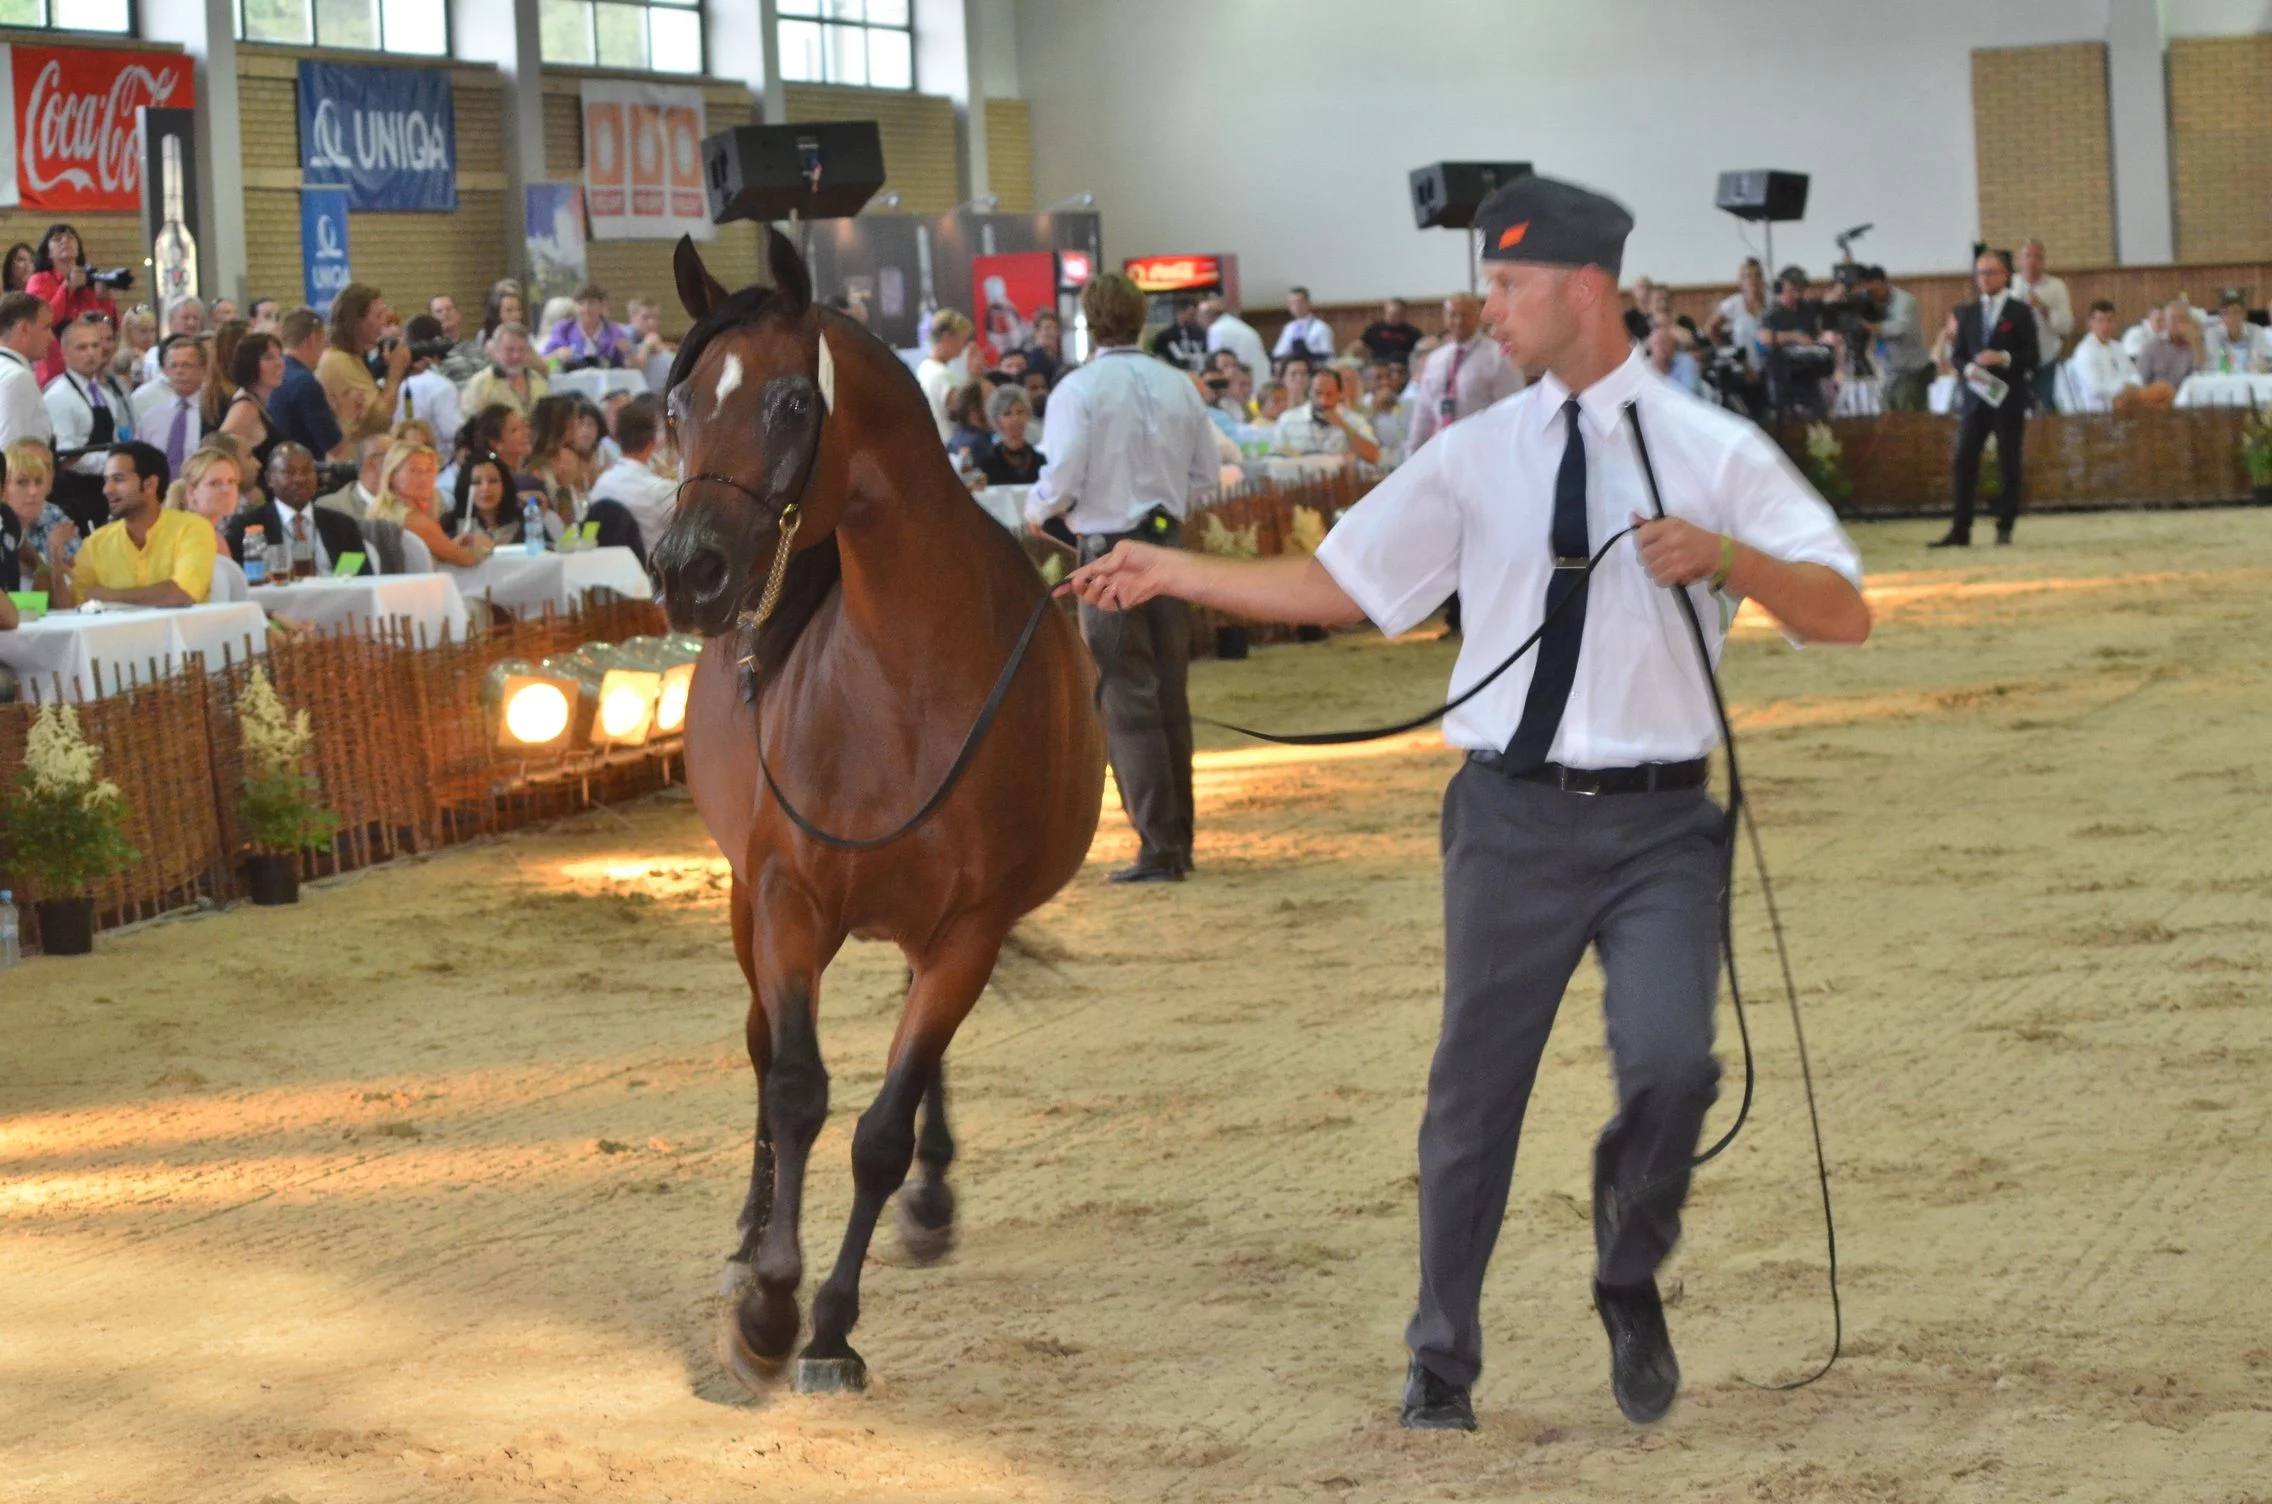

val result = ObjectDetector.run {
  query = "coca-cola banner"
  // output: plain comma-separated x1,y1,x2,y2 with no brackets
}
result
579,79,710,243
0,43,196,213
297,61,455,213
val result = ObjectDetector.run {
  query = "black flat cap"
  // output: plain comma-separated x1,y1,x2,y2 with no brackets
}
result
1476,175,1635,275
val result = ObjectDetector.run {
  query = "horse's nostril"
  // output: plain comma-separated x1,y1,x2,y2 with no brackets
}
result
682,550,728,599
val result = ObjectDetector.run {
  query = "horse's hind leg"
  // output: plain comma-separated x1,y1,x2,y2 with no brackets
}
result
796,920,1003,1393
723,881,837,1389
893,1066,955,1264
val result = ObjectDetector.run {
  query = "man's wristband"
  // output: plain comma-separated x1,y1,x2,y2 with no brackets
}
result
1707,534,1736,592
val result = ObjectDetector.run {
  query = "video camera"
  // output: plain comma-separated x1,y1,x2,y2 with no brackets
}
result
364,331,456,379
86,267,135,291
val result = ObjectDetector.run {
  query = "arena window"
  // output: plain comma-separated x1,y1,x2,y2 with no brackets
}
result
539,0,705,74
776,0,914,90
0,0,131,33
237,0,450,55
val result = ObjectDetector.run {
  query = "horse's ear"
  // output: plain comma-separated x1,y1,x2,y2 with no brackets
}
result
674,235,729,321
765,225,812,314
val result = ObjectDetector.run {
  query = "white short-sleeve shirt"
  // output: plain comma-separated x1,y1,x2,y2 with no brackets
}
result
1314,349,1861,766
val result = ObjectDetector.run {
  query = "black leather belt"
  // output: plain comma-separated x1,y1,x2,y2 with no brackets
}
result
1468,752,1709,795
1076,509,1180,563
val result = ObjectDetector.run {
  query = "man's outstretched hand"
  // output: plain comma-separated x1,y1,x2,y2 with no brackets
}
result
1060,540,1181,611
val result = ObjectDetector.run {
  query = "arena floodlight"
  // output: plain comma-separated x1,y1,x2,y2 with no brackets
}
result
483,660,578,753
616,634,704,736
547,648,663,750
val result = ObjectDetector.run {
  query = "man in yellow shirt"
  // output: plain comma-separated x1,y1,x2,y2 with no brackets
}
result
316,282,413,446
52,440,213,608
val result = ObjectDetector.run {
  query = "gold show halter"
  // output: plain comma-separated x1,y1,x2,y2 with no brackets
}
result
736,502,805,675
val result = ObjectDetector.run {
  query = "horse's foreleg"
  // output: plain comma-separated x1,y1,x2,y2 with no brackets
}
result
893,1065,956,1264
723,877,775,1292
796,921,1003,1393
723,879,836,1388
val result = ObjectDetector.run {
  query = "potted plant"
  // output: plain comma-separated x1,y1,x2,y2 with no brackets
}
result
1803,422,1855,510
1,703,137,955
2240,406,2272,504
235,667,339,906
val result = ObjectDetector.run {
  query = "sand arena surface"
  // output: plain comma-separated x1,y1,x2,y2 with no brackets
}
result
4,511,2270,1503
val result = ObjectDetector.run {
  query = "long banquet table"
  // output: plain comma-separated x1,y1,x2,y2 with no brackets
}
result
441,545,653,616
0,601,269,703
247,573,469,643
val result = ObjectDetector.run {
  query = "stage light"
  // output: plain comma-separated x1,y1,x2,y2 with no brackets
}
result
616,634,703,737
483,660,579,752
545,647,668,749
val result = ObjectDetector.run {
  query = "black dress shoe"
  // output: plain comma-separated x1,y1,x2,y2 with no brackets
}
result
1399,1358,1477,1431
1926,532,1971,549
1595,1278,1680,1424
1108,860,1185,885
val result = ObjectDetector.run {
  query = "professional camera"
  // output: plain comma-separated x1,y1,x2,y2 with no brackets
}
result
86,267,135,291
364,332,455,379
1827,262,1884,324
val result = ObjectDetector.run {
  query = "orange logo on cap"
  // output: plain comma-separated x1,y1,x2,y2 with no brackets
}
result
1498,222,1529,249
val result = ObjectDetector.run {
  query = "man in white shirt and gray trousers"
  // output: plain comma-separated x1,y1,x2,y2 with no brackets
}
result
1031,271,1219,884
1067,176,1870,1429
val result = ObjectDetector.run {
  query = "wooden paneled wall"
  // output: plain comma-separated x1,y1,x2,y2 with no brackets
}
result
783,83,960,215
1971,43,2115,267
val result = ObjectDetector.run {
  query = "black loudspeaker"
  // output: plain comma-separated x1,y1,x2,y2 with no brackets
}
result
1715,170,1809,223
703,122,886,224
1409,161,1532,230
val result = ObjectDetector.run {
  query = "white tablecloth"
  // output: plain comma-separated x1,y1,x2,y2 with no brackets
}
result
551,368,651,403
1,601,267,703
248,574,469,644
2173,372,2272,408
972,484,1030,534
442,546,653,616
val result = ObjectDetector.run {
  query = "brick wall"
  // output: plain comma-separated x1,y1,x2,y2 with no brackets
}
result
782,84,961,215
2169,35,2272,262
1971,42,2114,267
985,98,1034,212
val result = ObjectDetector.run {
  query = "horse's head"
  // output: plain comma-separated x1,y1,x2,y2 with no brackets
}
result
652,228,842,637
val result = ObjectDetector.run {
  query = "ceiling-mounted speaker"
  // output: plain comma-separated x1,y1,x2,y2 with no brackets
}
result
703,122,887,223
1714,169,1809,223
1409,161,1532,230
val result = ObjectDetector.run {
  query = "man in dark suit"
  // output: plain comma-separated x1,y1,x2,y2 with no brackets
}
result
1936,248,2040,547
224,442,374,576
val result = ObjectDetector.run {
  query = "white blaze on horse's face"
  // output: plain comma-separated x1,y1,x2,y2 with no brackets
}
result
712,352,744,416
816,328,836,413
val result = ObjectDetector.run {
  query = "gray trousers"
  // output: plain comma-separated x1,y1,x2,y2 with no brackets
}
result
1077,587,1194,871
1407,761,1727,1388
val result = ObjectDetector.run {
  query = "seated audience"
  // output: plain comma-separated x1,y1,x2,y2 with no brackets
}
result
367,438,491,568
2061,300,2144,413
199,319,246,432
1364,362,1409,464
319,433,388,522
479,279,527,347
247,297,281,335
542,283,636,371
143,297,204,385
1644,326,1702,395
210,298,240,326
1148,295,1209,373
944,381,993,478
227,443,370,576
431,293,485,385
2205,293,2271,374
49,442,211,608
168,445,245,530
114,305,157,386
1360,298,1423,366
1279,353,1313,408
1273,367,1379,464
3,439,70,595
525,394,590,527
219,330,286,477
1020,366,1053,423
917,310,976,441
1022,307,1066,382
625,297,673,367
460,321,549,418
393,313,463,453
588,394,676,554
1643,284,1699,350
451,452,538,547
977,385,1045,485
270,307,346,461
2136,299,2201,389
130,335,210,474
1709,258,1769,355
2121,304,2164,359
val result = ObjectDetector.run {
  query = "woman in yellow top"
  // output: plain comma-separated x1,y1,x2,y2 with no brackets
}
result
365,438,495,569
50,441,216,609
315,283,414,446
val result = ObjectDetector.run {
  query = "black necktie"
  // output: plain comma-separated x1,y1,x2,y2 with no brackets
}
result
1504,398,1591,771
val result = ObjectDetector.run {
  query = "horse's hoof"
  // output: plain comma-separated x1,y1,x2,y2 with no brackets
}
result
719,1306,788,1394
793,1353,868,1395
895,1183,956,1265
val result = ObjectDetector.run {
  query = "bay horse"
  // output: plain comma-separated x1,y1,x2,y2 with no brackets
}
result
651,229,1105,1394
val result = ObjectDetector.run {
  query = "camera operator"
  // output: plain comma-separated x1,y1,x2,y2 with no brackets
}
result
24,223,127,384
391,313,463,453
1859,266,1931,410
1755,266,1839,419
316,282,412,446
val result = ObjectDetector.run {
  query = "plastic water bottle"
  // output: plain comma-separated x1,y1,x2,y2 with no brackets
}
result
523,498,546,555
0,891,18,969
242,524,268,583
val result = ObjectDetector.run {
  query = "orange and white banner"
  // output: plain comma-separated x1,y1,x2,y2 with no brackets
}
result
579,78,709,242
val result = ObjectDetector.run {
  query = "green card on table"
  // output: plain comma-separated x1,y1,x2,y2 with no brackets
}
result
8,590,47,615
333,551,366,578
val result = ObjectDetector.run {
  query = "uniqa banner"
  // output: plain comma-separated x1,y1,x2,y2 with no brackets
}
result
301,186,352,316
579,78,710,242
0,43,197,212
297,60,455,212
